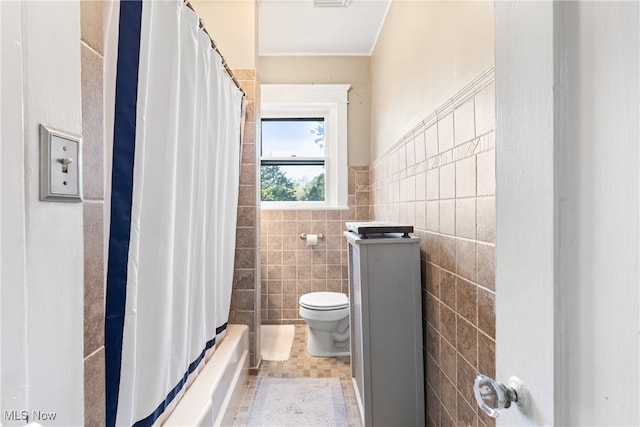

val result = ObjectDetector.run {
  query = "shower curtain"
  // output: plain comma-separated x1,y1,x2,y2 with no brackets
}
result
105,1,245,426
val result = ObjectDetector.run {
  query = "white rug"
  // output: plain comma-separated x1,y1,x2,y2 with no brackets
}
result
247,378,348,427
261,325,295,361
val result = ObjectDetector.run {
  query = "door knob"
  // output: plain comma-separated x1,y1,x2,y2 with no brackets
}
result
473,375,526,418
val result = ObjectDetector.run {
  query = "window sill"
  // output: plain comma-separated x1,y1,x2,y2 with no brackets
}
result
260,202,349,211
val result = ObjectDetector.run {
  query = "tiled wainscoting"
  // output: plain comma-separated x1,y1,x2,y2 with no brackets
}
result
229,69,262,368
80,2,106,425
259,167,370,324
370,68,496,427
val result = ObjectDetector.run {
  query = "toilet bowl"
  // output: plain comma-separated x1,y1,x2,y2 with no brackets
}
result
299,292,350,357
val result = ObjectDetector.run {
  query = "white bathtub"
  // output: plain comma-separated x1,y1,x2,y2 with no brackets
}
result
163,324,249,427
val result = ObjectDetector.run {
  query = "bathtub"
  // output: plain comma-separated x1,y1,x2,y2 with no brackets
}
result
163,324,249,427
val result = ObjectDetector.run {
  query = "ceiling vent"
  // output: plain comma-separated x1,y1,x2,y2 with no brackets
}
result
313,0,351,7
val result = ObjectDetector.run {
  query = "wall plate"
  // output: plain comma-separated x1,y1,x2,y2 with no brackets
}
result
40,124,82,202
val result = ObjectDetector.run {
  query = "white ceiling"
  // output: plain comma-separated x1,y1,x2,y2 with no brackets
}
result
258,0,391,56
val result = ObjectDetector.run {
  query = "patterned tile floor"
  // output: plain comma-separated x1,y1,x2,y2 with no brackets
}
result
233,324,362,426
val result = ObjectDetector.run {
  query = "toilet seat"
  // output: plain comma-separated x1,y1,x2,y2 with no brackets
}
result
299,292,348,311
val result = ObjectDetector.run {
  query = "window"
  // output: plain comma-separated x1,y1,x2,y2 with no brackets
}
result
260,84,350,209
261,118,326,202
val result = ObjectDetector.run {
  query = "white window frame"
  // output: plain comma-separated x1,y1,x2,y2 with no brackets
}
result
260,84,350,210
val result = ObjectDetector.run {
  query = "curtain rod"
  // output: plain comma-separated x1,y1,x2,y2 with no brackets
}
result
185,1,247,98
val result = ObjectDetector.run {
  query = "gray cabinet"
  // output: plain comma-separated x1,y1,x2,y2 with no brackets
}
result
345,231,424,427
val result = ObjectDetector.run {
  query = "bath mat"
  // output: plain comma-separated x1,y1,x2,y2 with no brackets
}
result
246,377,348,426
261,325,295,361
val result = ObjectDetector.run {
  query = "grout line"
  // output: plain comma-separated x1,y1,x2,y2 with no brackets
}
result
80,40,103,58
84,345,104,360
422,261,495,295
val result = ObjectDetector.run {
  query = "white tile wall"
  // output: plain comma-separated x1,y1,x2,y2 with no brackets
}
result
439,199,456,235
475,82,496,137
438,113,454,152
454,99,476,145
439,163,456,199
476,150,495,196
425,123,439,158
426,169,439,201
455,156,477,198
455,198,477,239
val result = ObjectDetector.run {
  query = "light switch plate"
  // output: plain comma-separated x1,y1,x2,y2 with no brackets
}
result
40,124,82,202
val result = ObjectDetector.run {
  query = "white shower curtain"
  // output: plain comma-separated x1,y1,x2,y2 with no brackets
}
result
105,1,245,426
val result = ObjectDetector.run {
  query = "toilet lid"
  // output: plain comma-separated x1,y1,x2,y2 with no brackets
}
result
299,292,349,310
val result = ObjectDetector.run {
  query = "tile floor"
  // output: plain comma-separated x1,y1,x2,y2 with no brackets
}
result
233,324,362,426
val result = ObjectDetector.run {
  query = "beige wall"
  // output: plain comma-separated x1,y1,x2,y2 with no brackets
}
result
370,1,494,160
191,0,257,69
258,56,371,166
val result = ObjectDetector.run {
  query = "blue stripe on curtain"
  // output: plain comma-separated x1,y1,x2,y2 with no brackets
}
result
132,323,229,427
106,2,244,424
105,1,143,426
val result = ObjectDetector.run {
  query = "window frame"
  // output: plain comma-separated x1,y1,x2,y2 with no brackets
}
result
260,84,350,210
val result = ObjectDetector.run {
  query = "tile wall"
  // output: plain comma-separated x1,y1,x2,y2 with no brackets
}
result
369,69,496,427
229,69,262,368
259,167,370,323
80,1,106,425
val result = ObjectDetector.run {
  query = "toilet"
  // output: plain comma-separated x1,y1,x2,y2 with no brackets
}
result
299,292,350,357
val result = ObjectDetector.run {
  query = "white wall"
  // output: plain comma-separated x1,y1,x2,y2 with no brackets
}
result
554,2,639,424
370,0,494,160
1,1,29,421
496,1,639,425
0,2,84,425
495,2,556,424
